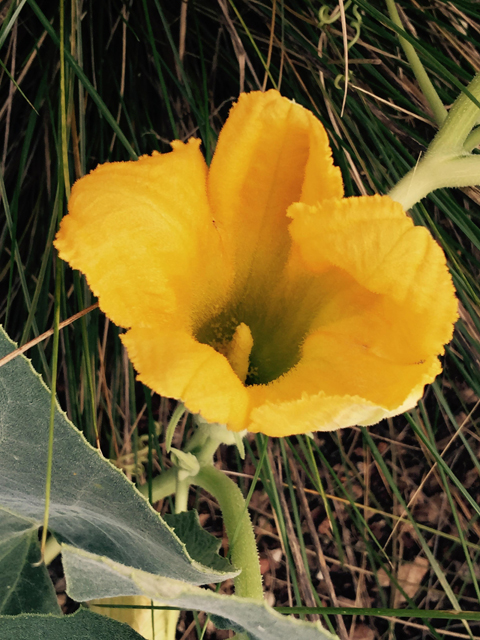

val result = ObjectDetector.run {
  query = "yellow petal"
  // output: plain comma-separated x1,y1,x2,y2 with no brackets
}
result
300,330,440,408
243,191,458,437
89,596,176,640
288,195,458,359
55,139,232,330
208,90,343,293
247,379,435,437
122,326,249,429
246,332,441,437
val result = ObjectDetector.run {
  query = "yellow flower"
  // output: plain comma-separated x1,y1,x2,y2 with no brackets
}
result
54,90,457,437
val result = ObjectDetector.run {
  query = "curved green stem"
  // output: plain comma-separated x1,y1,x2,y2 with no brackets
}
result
385,0,447,126
138,467,177,502
389,154,480,210
389,72,480,209
194,435,222,467
137,434,263,605
429,72,480,154
193,466,263,601
175,473,190,514
464,126,480,153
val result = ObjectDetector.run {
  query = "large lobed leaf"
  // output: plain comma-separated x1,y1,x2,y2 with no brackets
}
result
0,325,338,639
0,325,236,586
0,608,146,639
0,509,59,615
63,544,338,640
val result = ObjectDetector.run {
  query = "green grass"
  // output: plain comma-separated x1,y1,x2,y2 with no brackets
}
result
2,1,480,638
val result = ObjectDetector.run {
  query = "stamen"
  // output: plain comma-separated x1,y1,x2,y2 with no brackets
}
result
224,323,254,384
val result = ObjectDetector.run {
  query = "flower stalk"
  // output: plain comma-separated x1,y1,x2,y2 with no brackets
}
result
174,474,190,515
138,466,177,503
139,433,264,603
192,465,264,601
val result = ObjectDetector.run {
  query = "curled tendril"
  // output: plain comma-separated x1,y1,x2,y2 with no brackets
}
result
348,5,362,49
334,71,354,89
318,2,363,50
318,0,353,26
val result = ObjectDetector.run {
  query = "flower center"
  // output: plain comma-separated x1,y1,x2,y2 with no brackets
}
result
194,284,314,386
194,266,377,387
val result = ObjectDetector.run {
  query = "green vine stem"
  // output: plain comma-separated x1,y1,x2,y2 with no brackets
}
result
385,0,447,126
192,465,264,601
175,474,190,514
428,73,480,154
389,72,480,210
139,433,264,604
389,154,480,211
138,466,177,502
140,463,264,601
464,126,480,154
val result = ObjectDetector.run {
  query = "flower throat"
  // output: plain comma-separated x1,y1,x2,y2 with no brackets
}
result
194,299,308,386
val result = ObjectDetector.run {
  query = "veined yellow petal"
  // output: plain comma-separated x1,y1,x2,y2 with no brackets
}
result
55,139,232,330
247,379,435,437
246,339,441,437
247,392,385,436
208,90,343,293
289,195,458,360
122,327,249,429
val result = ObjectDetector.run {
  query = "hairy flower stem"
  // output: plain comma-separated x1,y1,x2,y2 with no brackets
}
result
139,443,264,602
175,473,190,514
139,426,263,640
164,472,191,640
138,466,177,502
194,435,223,467
140,447,263,640
192,465,264,601
389,72,480,210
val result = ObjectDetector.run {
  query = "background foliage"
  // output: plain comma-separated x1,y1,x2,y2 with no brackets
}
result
1,0,480,639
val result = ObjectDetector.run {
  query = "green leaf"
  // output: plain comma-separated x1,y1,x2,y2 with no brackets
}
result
0,325,237,586
63,545,338,640
210,613,247,634
0,509,60,615
163,510,234,574
0,608,146,639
